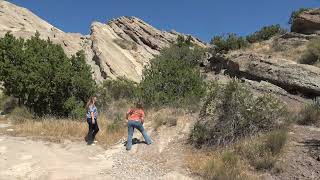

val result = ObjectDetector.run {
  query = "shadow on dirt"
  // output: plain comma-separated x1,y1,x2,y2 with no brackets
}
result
301,139,320,160
123,138,147,146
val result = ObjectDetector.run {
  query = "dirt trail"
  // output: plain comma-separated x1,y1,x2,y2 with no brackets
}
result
0,119,196,180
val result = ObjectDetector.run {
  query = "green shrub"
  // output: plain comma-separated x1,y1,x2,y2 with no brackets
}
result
97,77,138,109
211,33,249,53
246,24,287,43
140,37,205,108
289,8,311,24
189,121,211,148
296,99,320,126
190,79,288,147
299,38,320,65
0,32,96,117
63,96,85,120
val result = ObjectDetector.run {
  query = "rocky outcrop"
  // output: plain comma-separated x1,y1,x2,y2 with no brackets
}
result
0,0,103,81
291,8,320,35
0,1,207,82
90,17,207,82
209,53,320,97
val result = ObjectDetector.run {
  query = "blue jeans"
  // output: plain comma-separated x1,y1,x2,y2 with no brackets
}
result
126,120,152,150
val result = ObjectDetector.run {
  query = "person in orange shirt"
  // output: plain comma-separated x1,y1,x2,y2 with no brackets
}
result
126,102,152,150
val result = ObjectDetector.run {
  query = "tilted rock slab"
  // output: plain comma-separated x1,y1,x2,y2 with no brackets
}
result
90,17,206,82
291,8,320,35
225,53,320,97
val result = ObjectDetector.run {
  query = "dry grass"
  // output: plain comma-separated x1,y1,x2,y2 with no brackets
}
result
296,102,320,127
1,101,133,147
184,147,258,180
147,108,183,131
234,37,308,62
184,129,288,179
3,114,127,146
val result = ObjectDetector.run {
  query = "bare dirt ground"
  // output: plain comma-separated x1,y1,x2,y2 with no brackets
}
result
265,125,320,180
0,117,197,180
2,116,319,180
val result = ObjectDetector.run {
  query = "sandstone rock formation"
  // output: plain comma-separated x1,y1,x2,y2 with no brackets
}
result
0,0,102,81
0,1,207,82
90,17,206,82
291,8,320,35
210,52,320,97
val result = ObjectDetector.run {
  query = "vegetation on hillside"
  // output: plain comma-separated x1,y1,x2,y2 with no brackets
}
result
211,25,287,53
0,13,308,178
201,130,287,179
0,32,96,118
190,79,288,147
289,8,311,24
296,97,320,127
210,33,249,53
299,38,320,65
139,35,206,108
246,24,287,43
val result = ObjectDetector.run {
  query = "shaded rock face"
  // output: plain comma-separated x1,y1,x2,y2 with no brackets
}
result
209,53,320,98
0,1,207,82
292,9,320,35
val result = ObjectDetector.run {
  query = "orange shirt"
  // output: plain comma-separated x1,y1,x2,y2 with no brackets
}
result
127,108,145,121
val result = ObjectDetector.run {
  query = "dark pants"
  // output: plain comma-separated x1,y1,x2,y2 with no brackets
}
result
126,120,152,150
87,118,99,144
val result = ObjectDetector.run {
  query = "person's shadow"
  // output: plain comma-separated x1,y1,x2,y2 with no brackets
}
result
123,138,147,146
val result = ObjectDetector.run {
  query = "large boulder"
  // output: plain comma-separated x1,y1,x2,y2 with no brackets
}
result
291,8,320,35
210,53,320,97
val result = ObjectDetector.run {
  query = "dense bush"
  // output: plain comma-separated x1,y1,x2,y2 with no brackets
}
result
299,38,320,65
190,79,288,147
296,98,320,126
246,24,287,43
289,8,311,24
211,33,249,53
0,32,96,117
140,36,206,108
96,77,138,110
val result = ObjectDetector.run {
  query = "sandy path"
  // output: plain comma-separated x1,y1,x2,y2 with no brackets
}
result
0,135,117,180
0,121,193,180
